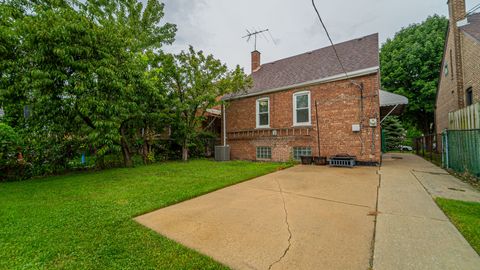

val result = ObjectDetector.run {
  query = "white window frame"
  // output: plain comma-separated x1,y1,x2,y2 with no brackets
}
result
256,97,270,128
293,91,311,126
256,146,272,160
293,147,313,160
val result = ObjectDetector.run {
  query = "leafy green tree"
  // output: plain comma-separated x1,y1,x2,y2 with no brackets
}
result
0,0,176,168
381,15,448,134
382,116,406,150
0,123,22,180
162,47,251,161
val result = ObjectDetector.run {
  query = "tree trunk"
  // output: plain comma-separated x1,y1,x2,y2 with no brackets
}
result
182,141,188,162
142,141,149,165
120,127,133,167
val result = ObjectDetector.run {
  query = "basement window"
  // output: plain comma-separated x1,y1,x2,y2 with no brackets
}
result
256,97,270,128
293,91,311,126
293,147,312,160
256,147,272,160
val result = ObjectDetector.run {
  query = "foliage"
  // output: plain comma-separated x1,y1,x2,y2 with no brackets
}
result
382,116,406,150
436,198,480,254
161,47,251,161
0,0,250,178
381,15,448,133
0,123,26,181
0,0,177,173
0,123,22,178
0,160,289,269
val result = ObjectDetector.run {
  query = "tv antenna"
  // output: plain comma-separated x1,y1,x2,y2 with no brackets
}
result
242,28,276,51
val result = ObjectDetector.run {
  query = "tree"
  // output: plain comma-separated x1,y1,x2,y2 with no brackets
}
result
162,47,251,161
0,0,176,168
382,116,406,151
380,15,448,134
0,123,23,180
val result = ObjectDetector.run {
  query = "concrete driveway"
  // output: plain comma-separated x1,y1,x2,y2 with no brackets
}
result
135,165,379,270
374,154,480,270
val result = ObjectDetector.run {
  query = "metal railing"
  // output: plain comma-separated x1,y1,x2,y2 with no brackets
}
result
414,130,480,178
413,134,442,166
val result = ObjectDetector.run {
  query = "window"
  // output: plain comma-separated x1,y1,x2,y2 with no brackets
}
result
293,147,312,160
466,87,473,106
256,97,270,128
293,91,311,126
256,147,272,160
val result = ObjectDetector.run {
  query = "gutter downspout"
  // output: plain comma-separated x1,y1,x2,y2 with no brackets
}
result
315,101,321,156
223,104,227,146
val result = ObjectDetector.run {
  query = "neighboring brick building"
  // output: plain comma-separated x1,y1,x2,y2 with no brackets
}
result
436,0,480,133
222,34,384,163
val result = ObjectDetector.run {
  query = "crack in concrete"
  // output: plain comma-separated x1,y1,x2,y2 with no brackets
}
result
244,185,372,209
379,211,448,222
412,169,450,175
268,179,292,270
369,169,381,269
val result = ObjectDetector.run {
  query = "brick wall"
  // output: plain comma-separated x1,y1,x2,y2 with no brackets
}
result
436,27,460,133
436,29,480,134
224,73,381,163
461,34,480,103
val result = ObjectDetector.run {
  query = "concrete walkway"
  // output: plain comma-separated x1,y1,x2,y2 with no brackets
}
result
136,165,379,270
374,153,480,270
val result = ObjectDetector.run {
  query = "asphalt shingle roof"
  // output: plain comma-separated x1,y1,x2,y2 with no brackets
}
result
225,33,379,100
460,13,480,41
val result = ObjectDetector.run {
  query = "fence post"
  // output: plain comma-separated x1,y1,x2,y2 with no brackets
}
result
429,135,435,161
444,129,449,169
415,138,418,155
422,136,425,157
441,132,445,167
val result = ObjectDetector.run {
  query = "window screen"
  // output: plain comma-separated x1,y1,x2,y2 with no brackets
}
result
294,92,310,125
257,98,269,127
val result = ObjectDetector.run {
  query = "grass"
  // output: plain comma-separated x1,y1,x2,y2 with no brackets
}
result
435,198,480,254
0,160,289,269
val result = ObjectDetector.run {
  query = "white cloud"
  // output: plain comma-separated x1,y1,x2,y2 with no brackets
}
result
159,0,477,71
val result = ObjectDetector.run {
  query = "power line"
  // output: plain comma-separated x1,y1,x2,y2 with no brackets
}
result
311,0,349,79
467,3,480,15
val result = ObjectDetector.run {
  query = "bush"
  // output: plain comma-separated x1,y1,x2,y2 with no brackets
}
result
382,116,406,150
0,123,23,180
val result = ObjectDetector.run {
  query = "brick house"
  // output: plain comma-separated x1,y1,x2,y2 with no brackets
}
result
221,34,385,164
436,0,480,133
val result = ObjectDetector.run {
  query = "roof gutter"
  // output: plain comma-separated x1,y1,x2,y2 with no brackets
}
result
223,66,379,101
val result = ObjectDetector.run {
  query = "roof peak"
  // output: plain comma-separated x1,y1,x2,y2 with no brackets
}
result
260,33,379,67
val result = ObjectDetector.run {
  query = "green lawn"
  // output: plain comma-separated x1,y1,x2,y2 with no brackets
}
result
0,160,289,269
436,198,480,254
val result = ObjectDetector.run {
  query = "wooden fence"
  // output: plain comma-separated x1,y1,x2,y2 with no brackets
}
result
448,103,480,130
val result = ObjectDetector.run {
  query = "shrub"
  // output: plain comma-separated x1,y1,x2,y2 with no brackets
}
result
0,123,23,180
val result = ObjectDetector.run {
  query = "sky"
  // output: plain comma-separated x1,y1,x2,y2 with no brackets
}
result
160,0,478,71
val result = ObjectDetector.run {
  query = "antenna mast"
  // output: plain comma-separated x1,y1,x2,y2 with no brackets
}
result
242,28,270,51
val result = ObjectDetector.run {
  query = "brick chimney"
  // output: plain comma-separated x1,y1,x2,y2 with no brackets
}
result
251,50,261,73
448,0,467,108
448,0,466,23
